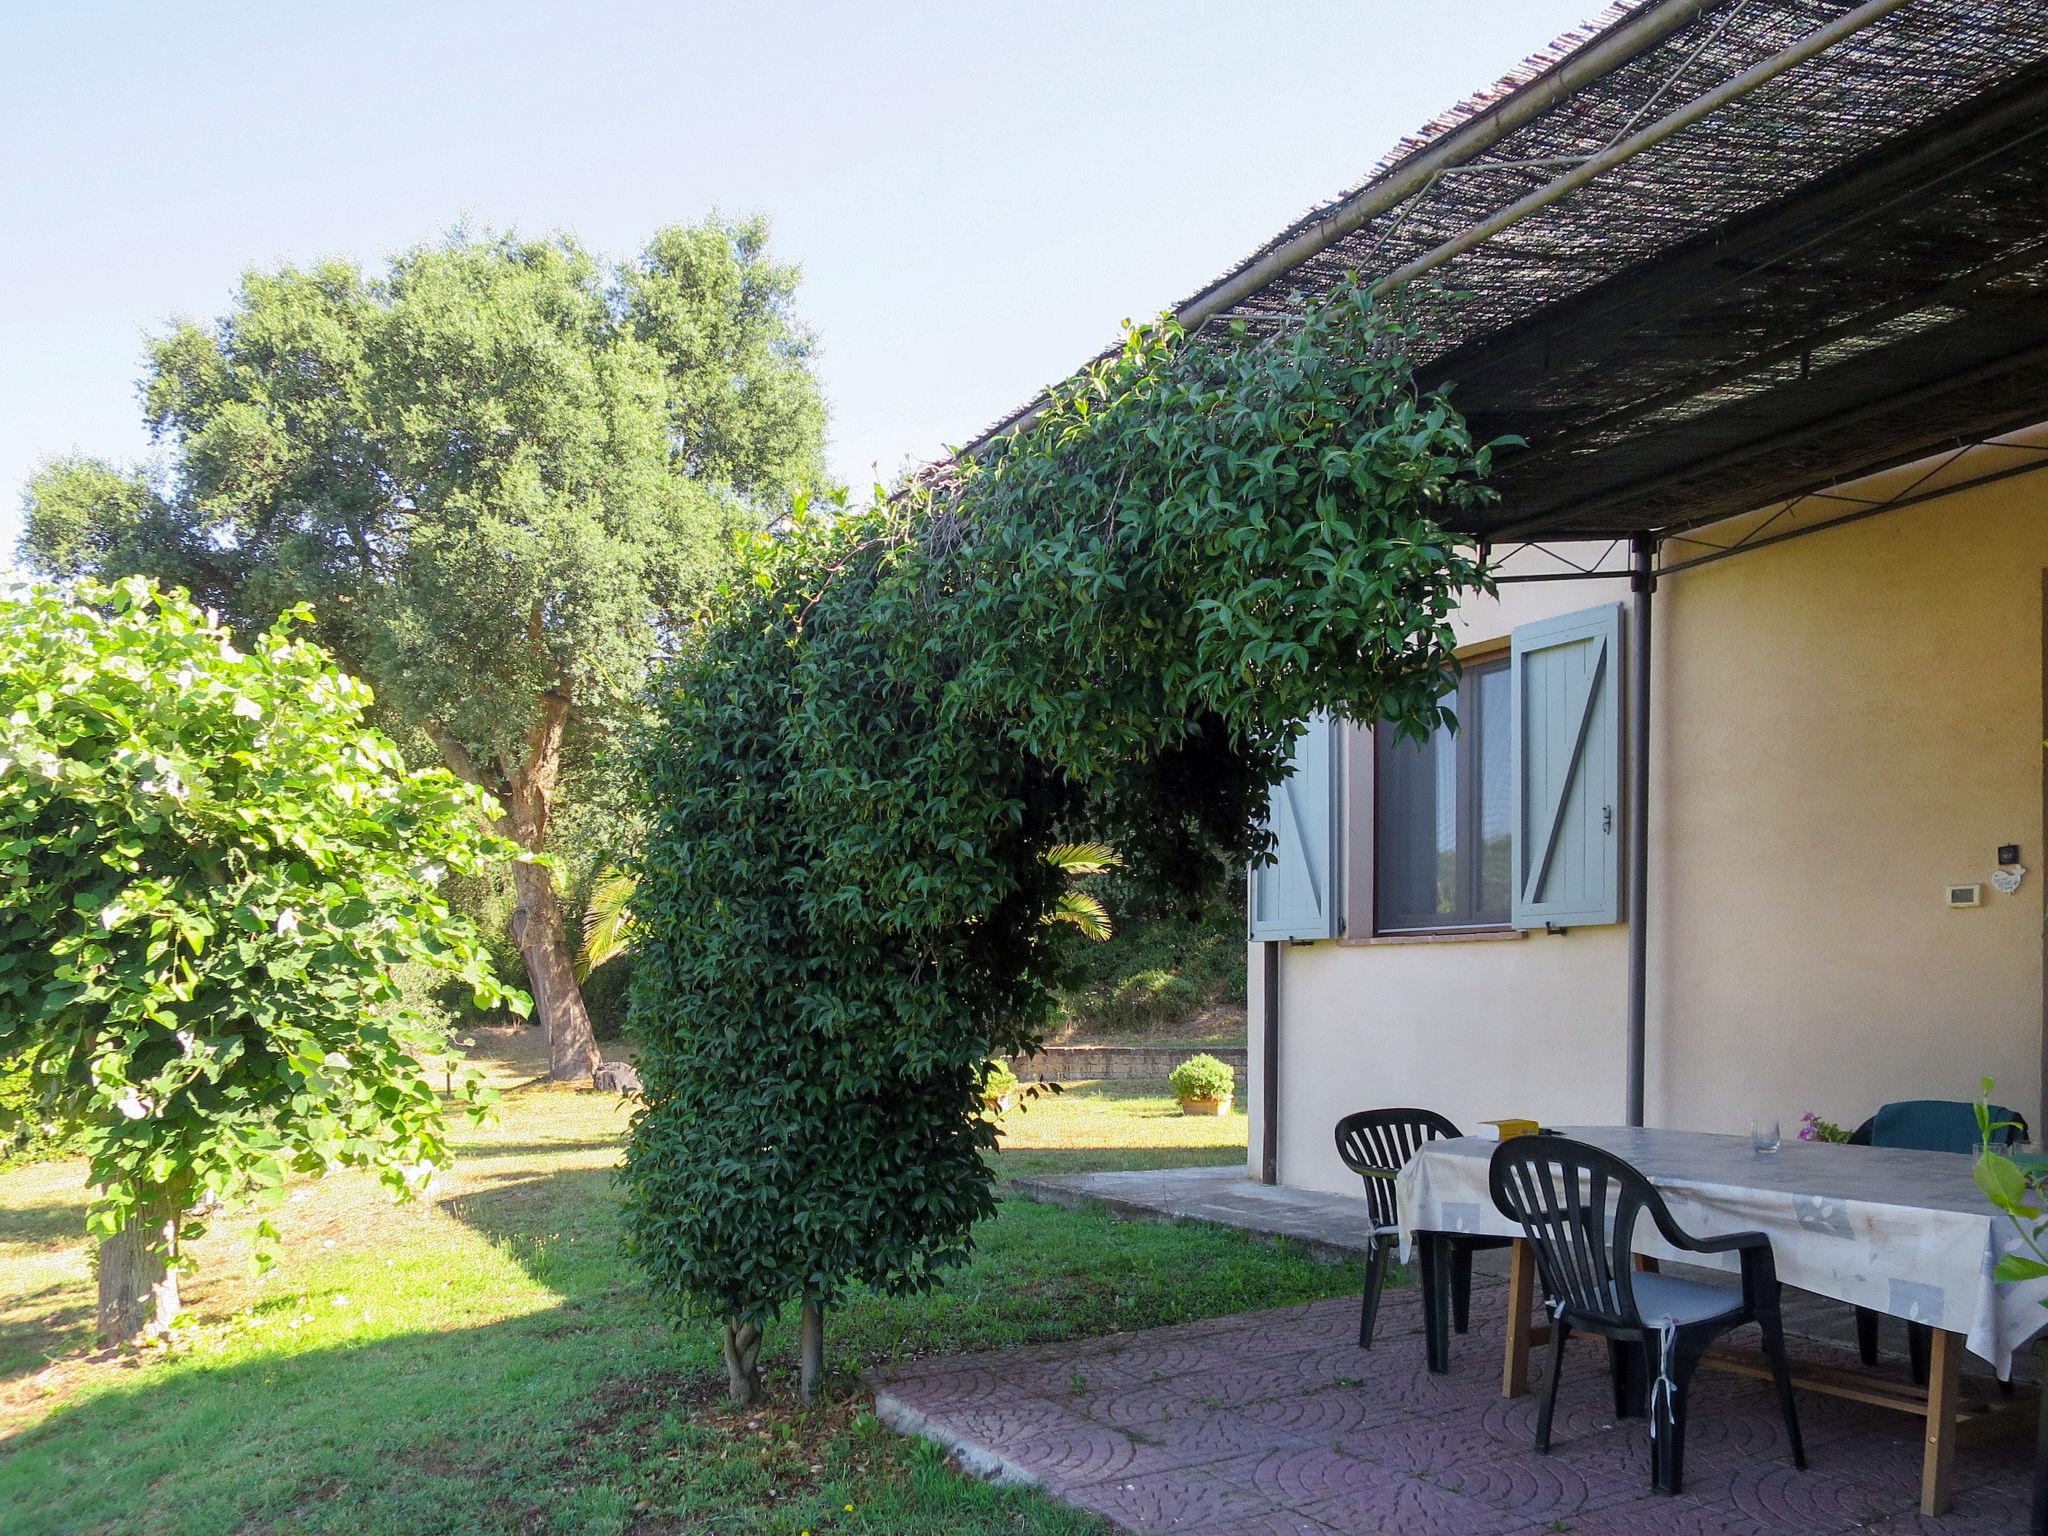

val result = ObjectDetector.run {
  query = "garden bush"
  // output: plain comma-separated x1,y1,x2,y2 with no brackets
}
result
579,951,636,1042
625,285,1501,1403
1050,892,1245,1038
1110,970,1204,1030
980,1059,1020,1111
0,1059,74,1168
1169,1054,1237,1104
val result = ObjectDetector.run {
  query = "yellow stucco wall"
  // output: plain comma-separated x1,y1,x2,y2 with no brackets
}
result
1252,470,2048,1198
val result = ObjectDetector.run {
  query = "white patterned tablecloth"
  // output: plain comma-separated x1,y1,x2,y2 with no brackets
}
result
1394,1125,2048,1375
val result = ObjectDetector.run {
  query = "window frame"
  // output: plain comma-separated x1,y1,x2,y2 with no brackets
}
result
1370,650,1513,937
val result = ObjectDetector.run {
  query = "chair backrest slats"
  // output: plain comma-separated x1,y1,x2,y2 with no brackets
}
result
1334,1108,1461,1229
1490,1136,1662,1326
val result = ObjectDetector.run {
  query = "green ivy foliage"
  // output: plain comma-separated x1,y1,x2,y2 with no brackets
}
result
0,577,526,1262
624,287,1498,1336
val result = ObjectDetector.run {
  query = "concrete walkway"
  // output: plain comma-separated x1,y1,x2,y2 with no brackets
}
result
1007,1164,2027,1379
1010,1164,1383,1265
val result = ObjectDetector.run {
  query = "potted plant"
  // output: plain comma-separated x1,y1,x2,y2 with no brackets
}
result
1170,1054,1235,1117
980,1059,1019,1115
1798,1111,1853,1143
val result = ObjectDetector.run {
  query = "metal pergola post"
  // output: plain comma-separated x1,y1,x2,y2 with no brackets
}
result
1625,534,1656,1127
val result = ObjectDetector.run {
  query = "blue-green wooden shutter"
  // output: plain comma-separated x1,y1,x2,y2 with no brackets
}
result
1511,605,1623,929
1248,713,1341,941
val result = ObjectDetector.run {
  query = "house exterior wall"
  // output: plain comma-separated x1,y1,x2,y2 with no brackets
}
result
1251,470,2048,1199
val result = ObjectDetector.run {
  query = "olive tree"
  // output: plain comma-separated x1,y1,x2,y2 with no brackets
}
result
0,578,526,1340
20,218,826,1080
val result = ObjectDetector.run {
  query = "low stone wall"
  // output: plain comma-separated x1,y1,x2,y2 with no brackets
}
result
1007,1044,1248,1083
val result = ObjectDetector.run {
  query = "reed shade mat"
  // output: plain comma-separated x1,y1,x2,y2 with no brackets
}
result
1397,1126,2048,1375
948,2,2048,547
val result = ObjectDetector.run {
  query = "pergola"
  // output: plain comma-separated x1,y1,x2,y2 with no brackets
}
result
962,0,2048,1135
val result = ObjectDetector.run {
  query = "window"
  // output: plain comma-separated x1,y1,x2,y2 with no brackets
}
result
1374,656,1511,932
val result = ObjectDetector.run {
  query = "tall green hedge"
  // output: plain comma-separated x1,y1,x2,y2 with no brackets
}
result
623,288,1500,1400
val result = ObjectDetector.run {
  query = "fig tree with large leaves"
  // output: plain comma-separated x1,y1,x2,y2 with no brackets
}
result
0,578,526,1341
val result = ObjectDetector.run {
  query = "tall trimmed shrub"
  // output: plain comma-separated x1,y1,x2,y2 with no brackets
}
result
625,288,1501,1402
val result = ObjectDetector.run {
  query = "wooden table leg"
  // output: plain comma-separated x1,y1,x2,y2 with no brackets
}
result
1503,1237,1535,1399
2031,1336,2048,1536
1921,1327,1960,1517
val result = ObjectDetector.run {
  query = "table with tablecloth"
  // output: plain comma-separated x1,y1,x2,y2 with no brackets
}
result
1392,1125,2048,1515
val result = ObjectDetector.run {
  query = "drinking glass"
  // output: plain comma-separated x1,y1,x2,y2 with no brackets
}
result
1751,1119,1782,1155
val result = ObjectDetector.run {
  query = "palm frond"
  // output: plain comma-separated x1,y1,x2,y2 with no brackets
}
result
1046,889,1113,941
577,868,639,981
1043,841,1120,877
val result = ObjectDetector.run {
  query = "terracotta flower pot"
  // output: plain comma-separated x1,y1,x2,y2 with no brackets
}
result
1179,1092,1232,1117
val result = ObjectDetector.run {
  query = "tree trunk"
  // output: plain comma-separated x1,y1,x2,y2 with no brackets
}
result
96,1198,180,1343
510,853,601,1081
799,1297,825,1407
498,691,600,1083
722,1316,764,1406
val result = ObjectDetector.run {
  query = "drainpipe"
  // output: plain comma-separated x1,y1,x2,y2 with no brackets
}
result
1259,941,1280,1184
1625,536,1657,1127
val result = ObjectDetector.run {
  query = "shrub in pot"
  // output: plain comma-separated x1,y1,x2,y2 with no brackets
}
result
981,1060,1020,1115
1170,1054,1235,1116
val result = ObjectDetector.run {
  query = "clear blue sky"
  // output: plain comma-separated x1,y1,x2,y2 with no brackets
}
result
0,0,1599,566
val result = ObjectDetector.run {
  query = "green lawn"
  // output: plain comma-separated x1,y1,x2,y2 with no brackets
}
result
0,1031,1363,1536
985,1076,1250,1181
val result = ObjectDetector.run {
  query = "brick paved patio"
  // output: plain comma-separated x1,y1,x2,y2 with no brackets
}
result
870,1281,2035,1534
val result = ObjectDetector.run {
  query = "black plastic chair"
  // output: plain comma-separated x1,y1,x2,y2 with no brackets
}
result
1848,1100,2029,1386
1489,1135,1806,1497
1334,1109,1513,1365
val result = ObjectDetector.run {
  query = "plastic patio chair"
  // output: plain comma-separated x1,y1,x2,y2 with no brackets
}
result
1333,1109,1512,1362
1848,1099,2029,1386
1488,1134,1807,1497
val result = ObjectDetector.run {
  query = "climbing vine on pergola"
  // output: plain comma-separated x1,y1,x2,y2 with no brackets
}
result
622,286,1504,1403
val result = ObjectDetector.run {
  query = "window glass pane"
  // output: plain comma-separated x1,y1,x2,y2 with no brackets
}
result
1376,657,1512,931
1375,716,1457,926
1474,662,1512,923
1433,724,1458,911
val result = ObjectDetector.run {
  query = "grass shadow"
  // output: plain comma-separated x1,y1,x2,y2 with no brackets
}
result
0,1201,92,1248
0,1281,95,1385
435,1167,623,1304
3,1184,1361,1536
442,1139,627,1163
